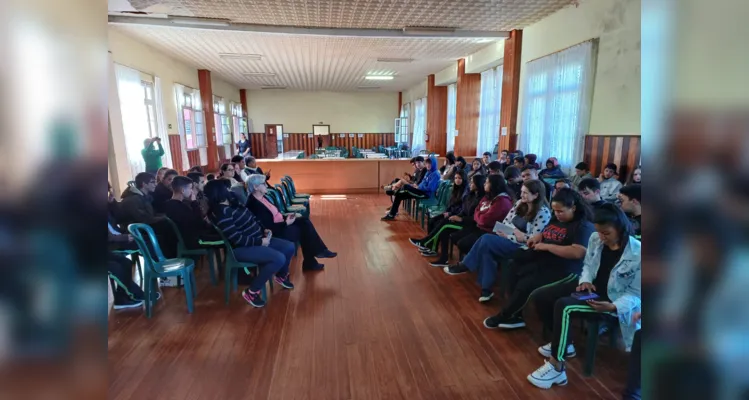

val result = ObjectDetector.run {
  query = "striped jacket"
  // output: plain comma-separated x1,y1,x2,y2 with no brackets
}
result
211,204,265,248
579,233,641,351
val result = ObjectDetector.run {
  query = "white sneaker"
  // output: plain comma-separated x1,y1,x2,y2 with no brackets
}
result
538,343,576,359
527,360,568,389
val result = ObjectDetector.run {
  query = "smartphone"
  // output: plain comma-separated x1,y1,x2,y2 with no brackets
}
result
266,231,273,240
571,291,599,301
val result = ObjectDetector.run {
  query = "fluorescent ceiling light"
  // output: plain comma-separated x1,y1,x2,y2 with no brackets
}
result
261,86,286,90
243,72,276,77
365,76,394,80
357,86,380,89
376,57,414,63
220,53,263,60
170,17,230,27
476,38,494,43
403,26,456,36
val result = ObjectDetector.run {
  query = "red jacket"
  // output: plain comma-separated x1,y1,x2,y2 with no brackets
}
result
474,194,513,232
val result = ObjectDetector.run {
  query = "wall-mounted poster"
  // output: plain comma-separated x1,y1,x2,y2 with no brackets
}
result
358,134,364,138
307,134,313,138
340,133,346,138
349,133,354,138
313,124,330,136
283,134,289,138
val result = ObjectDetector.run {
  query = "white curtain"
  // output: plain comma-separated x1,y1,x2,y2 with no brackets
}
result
153,77,173,169
518,40,597,171
446,83,457,152
173,84,190,171
114,64,149,177
476,67,503,157
411,98,427,156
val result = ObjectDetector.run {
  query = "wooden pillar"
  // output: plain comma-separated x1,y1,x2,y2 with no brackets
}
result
426,74,447,155
455,58,481,157
198,69,218,170
240,89,249,119
499,29,523,152
397,91,403,116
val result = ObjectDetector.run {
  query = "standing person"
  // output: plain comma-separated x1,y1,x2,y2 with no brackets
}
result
540,158,566,179
481,188,595,330
482,152,492,166
141,137,165,175
237,133,251,158
618,184,642,237
381,156,440,221
578,178,608,210
204,180,296,308
570,162,593,189
445,180,551,302
598,163,623,201
152,169,178,214
526,204,640,390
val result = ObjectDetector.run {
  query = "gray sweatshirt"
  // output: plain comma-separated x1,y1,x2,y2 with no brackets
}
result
599,177,623,201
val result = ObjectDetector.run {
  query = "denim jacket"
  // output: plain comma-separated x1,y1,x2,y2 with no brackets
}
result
579,234,641,351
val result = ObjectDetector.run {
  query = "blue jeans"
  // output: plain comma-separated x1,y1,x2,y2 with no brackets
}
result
232,238,295,292
463,234,521,291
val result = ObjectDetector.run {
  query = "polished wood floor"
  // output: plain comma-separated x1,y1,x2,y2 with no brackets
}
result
108,194,628,400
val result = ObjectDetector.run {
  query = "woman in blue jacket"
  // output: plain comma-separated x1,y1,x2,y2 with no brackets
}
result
382,155,440,221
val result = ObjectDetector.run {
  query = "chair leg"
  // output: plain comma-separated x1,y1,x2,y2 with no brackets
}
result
144,274,153,318
207,250,217,286
183,270,194,314
190,268,198,299
584,319,600,376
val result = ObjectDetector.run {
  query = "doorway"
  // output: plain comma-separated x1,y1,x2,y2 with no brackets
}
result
264,124,283,159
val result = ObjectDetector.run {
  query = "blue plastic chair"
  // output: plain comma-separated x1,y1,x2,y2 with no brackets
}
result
163,217,220,286
127,223,197,318
112,249,143,287
282,176,310,199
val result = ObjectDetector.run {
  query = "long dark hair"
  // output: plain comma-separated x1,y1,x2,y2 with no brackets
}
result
449,170,467,206
445,151,456,165
456,156,467,170
593,202,634,249
204,179,236,216
485,174,514,200
516,180,548,220
551,188,593,222
471,174,486,198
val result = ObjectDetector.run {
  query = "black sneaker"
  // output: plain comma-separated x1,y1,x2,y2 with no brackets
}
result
113,298,144,310
315,249,338,258
242,288,266,308
483,314,505,329
498,315,526,329
273,273,295,290
443,264,469,275
478,290,494,303
429,260,450,268
408,238,423,248
303,262,325,271
421,250,438,257
381,214,395,221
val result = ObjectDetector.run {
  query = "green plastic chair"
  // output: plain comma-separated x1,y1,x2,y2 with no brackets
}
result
163,217,220,286
210,224,270,305
418,181,452,228
309,154,320,159
295,152,305,159
274,184,308,217
412,180,448,221
279,180,309,208
422,182,454,228
282,176,310,199
112,249,143,287
127,223,196,318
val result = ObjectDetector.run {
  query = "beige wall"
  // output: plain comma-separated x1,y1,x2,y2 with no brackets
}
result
247,90,398,133
518,0,641,136
465,40,506,74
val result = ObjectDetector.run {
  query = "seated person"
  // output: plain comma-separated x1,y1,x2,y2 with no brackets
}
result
487,161,504,176
439,174,514,262
513,156,526,170
539,157,566,179
152,169,178,213
232,155,251,183
245,174,336,271
187,172,210,218
188,166,203,173
525,204,640,390
467,158,486,181
108,251,146,310
578,177,608,209
418,174,485,265
554,178,571,193
482,151,492,166
623,312,642,400
570,162,593,189
206,173,216,181
524,153,539,169
108,182,138,252
443,180,551,302
162,176,222,252
618,184,641,237
598,163,623,201
385,156,425,197
155,166,170,184
481,188,595,330
498,150,511,172
245,156,271,184
504,166,522,197
219,163,244,187
521,165,553,201
409,170,467,249
382,156,440,221
118,172,165,228
455,156,467,172
204,180,296,308
627,165,642,185
440,152,457,178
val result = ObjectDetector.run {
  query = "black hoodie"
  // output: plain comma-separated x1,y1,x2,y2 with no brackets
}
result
119,186,163,227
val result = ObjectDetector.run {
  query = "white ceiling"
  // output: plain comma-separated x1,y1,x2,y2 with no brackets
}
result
109,0,572,91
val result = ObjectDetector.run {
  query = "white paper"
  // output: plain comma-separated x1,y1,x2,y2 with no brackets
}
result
493,222,515,235
308,134,313,138
501,127,508,136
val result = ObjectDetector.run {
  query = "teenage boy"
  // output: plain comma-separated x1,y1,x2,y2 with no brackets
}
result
152,169,178,213
521,165,553,201
382,156,440,220
162,176,221,252
487,161,504,176
119,172,165,227
482,152,492,166
570,162,593,189
598,163,623,201
578,178,608,209
618,184,641,237
498,150,511,172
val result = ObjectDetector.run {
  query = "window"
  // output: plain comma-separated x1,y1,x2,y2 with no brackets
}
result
175,85,204,150
446,83,457,152
212,95,231,146
411,98,427,155
395,103,410,145
230,102,247,144
518,40,597,170
141,81,158,139
476,66,503,156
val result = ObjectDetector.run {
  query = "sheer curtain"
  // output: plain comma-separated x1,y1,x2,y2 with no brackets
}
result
476,68,500,156
173,84,190,171
411,97,427,156
153,77,173,169
446,84,457,152
114,64,149,177
518,40,597,171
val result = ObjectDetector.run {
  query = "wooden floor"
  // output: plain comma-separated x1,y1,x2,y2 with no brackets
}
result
108,194,628,400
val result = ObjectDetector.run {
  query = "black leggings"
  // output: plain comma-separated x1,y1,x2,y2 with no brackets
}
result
494,263,577,319
108,252,145,303
278,217,328,268
388,186,427,216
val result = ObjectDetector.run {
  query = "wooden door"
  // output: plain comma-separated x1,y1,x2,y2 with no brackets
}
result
265,124,278,159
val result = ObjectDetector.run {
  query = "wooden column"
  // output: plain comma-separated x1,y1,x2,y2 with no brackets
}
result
198,69,218,170
240,89,249,119
426,74,447,155
499,29,523,152
455,58,481,157
397,91,403,115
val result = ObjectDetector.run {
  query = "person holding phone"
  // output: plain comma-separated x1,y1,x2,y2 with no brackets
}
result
141,137,165,175
525,203,641,390
204,179,296,308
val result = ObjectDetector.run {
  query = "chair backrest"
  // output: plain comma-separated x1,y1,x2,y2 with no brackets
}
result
210,223,241,264
274,184,292,206
309,154,320,159
281,180,296,201
296,152,305,159
127,180,136,188
439,182,453,206
128,223,167,271
269,188,288,213
163,217,188,254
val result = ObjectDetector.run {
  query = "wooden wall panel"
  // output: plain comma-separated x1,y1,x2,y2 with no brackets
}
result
426,74,448,155
330,133,396,155
187,149,201,170
583,135,641,180
499,29,523,153
455,58,481,157
250,133,396,159
197,69,218,171
249,133,267,159
168,135,184,173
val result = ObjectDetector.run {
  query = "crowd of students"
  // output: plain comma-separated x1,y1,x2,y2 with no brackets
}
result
383,150,641,397
108,157,337,310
